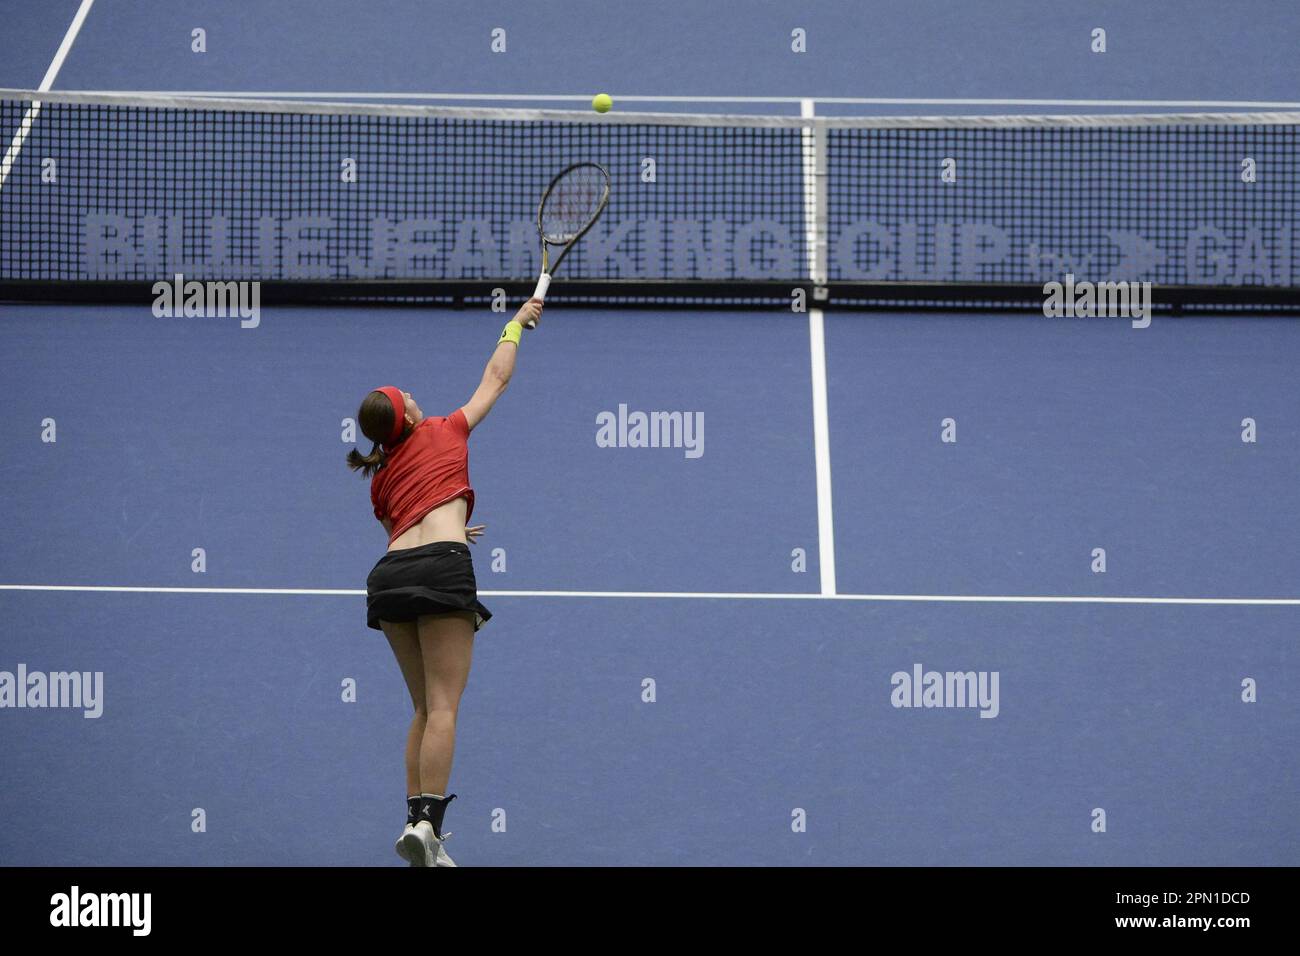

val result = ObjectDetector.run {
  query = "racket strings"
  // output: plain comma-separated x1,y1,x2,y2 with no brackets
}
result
540,166,607,243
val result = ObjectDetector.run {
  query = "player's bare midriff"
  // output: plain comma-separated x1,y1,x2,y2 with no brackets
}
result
388,496,469,551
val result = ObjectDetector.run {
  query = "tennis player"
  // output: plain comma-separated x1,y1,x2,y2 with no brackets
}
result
346,297,543,867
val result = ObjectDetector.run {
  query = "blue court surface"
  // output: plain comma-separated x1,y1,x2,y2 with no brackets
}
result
1,1,1298,867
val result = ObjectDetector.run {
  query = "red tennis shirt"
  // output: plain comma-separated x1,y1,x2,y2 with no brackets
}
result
370,408,474,543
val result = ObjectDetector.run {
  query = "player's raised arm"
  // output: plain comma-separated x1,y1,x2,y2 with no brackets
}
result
460,298,542,431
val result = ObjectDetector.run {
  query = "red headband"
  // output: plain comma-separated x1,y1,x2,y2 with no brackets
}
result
375,386,407,445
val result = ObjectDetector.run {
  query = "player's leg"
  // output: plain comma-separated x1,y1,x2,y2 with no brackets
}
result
382,619,427,792
416,610,475,795
408,610,476,866
381,619,426,863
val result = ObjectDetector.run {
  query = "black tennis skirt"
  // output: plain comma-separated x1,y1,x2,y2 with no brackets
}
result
366,541,492,632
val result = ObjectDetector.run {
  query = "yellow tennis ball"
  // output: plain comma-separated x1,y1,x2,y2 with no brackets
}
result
592,93,613,113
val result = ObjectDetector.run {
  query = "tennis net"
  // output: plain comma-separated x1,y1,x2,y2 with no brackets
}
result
2,89,1298,310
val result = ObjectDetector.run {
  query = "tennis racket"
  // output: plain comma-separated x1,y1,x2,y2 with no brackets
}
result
526,162,611,327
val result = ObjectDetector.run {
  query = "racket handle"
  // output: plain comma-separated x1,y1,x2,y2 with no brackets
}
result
526,274,551,328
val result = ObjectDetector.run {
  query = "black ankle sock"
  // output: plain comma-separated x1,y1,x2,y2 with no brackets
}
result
417,793,457,838
406,795,420,827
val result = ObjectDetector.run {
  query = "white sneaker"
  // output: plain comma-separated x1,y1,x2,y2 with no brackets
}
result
395,823,419,866
401,820,457,867
434,831,457,868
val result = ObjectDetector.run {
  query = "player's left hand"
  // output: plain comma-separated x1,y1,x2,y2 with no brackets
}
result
466,524,487,544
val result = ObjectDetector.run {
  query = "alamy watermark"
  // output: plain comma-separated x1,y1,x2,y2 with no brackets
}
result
595,404,704,459
49,886,150,936
891,663,1000,718
152,273,260,328
1042,273,1152,328
0,664,104,718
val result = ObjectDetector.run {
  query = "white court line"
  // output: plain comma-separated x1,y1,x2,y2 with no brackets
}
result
808,310,836,595
79,90,1300,110
2,585,1300,606
0,0,95,189
802,98,836,596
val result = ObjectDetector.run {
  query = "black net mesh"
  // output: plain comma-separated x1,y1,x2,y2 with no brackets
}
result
1,94,1296,308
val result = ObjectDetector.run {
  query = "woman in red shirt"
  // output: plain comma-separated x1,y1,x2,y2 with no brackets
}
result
346,297,542,867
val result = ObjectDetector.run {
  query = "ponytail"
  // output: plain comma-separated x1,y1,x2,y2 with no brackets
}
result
348,389,410,477
346,441,387,478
